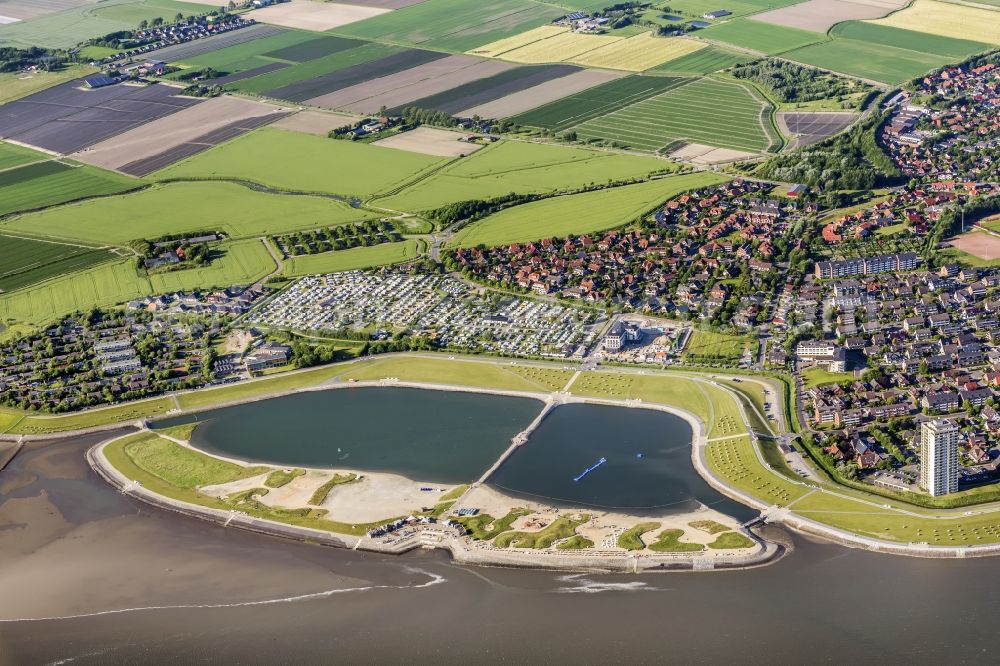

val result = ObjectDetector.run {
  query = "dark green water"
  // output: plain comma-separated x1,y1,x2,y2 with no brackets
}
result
489,403,756,521
154,387,541,484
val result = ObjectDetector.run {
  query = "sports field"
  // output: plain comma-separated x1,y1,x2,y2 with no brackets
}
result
831,21,991,59
332,0,564,52
448,172,726,247
573,78,777,153
650,45,750,74
699,18,826,54
0,234,115,293
282,239,420,276
156,129,447,199
510,75,692,131
474,27,706,71
1,182,374,245
866,0,1000,45
0,239,275,328
785,37,953,84
373,140,679,212
0,161,139,219
0,0,208,48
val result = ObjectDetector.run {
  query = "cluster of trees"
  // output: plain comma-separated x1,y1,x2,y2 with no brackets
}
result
731,59,875,108
175,67,223,82
275,220,400,256
429,193,541,227
0,47,65,73
755,112,900,190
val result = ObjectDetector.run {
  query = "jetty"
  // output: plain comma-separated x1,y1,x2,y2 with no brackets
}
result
573,457,606,482
475,397,558,484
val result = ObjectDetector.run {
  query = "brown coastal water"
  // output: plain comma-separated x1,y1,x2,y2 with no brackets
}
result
1,434,999,664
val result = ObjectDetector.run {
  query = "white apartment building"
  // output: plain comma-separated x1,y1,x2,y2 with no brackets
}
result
920,419,959,496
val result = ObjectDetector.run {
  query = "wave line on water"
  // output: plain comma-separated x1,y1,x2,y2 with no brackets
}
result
554,574,659,594
0,568,446,624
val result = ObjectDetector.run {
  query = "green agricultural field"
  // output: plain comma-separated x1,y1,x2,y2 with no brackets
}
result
2,181,374,245
0,141,45,171
0,161,140,219
574,78,777,153
0,65,97,104
448,172,726,248
373,140,678,212
510,75,692,132
282,240,421,276
831,21,991,59
332,0,564,52
785,37,970,84
0,234,116,293
0,239,275,329
0,0,208,49
650,46,752,74
661,0,802,20
157,129,447,199
227,43,400,96
176,29,318,70
699,19,826,55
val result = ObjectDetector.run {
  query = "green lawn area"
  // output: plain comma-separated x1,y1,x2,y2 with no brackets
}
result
684,329,754,363
2,181,373,245
505,365,575,392
372,140,679,213
493,514,588,548
707,531,755,549
156,129,447,200
618,522,661,550
0,239,275,330
457,509,531,540
331,0,563,52
282,240,421,277
337,355,564,393
699,19,826,55
448,172,727,248
0,160,140,219
0,65,97,104
309,473,359,505
705,436,809,506
801,366,853,389
573,77,778,153
0,0,207,48
649,528,703,552
556,534,594,549
689,519,730,534
783,37,957,85
2,398,174,435
175,364,348,411
264,468,306,488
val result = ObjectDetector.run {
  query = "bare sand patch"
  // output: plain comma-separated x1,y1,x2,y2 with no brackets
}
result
750,0,907,32
669,142,757,164
949,231,1000,261
306,58,517,114
373,127,482,157
456,68,626,119
320,472,454,523
72,96,288,171
272,109,363,135
250,0,389,31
